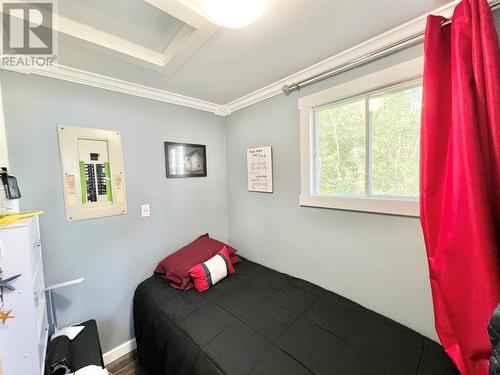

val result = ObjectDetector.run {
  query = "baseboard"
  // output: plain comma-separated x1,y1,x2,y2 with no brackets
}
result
102,338,137,366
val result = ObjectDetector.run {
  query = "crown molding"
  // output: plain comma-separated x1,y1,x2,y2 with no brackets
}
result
1,1,467,119
223,0,460,115
2,65,221,114
214,105,231,117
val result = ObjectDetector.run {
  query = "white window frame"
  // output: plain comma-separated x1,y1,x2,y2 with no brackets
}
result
298,57,424,217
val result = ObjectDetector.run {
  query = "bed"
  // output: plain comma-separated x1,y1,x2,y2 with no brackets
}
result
133,258,458,375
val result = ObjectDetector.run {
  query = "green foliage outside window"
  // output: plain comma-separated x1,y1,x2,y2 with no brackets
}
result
315,83,422,198
316,99,365,195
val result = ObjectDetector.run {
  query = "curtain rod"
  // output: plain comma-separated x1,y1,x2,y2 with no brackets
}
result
282,0,500,95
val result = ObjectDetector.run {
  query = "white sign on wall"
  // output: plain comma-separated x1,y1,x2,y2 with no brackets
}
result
247,146,273,193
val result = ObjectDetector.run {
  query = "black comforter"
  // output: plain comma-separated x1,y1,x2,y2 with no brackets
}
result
134,258,458,375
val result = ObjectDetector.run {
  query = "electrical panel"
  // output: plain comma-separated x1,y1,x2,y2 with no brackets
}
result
57,125,127,221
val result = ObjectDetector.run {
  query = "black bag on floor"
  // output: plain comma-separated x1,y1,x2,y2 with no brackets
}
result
45,336,73,375
489,304,500,375
45,320,105,375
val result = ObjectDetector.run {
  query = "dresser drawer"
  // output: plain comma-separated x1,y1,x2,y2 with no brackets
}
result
28,218,42,277
34,264,46,336
30,239,42,277
38,304,49,371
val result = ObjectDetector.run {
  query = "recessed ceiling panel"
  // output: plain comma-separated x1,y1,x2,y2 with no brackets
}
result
56,0,190,51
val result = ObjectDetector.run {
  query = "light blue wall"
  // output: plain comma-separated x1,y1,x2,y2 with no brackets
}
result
224,44,443,340
1,71,228,352
225,9,500,342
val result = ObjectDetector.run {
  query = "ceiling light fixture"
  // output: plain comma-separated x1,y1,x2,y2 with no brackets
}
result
202,0,268,29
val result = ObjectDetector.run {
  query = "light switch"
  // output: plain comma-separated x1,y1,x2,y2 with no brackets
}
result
141,204,150,217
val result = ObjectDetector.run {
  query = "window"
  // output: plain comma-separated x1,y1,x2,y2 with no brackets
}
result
314,82,422,197
299,58,423,216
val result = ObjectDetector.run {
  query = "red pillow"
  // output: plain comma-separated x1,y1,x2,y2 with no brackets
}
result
189,246,235,292
230,254,241,264
154,234,238,290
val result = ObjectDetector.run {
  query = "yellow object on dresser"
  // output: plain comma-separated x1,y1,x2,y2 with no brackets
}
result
0,210,43,227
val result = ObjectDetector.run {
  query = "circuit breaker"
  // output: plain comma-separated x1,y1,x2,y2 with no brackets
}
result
57,125,127,221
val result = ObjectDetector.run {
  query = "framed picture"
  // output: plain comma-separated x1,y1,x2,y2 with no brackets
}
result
164,142,207,178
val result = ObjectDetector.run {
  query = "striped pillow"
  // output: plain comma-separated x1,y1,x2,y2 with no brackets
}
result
188,246,235,292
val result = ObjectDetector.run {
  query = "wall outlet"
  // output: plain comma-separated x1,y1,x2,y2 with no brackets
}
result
141,204,150,217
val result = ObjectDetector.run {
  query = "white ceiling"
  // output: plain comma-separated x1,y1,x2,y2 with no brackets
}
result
53,0,452,104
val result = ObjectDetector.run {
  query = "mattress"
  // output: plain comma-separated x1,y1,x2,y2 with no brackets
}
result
133,258,458,375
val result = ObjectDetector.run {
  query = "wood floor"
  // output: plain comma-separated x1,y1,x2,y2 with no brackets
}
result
107,350,149,375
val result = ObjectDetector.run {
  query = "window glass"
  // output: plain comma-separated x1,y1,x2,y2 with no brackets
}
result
315,99,365,196
313,81,422,200
370,85,422,198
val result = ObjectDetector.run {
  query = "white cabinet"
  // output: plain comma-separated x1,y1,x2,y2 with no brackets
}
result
0,216,48,375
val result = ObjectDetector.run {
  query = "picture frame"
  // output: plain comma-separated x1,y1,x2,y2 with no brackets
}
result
164,142,207,178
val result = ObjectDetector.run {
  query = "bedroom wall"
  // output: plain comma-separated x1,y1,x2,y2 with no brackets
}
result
225,44,440,339
0,71,228,352
225,8,500,342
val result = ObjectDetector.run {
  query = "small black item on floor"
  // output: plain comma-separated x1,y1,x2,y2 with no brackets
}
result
46,320,105,375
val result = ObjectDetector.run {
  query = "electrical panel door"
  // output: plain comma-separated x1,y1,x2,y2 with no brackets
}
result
57,125,127,221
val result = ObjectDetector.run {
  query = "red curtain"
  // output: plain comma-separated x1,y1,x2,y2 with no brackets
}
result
420,0,500,373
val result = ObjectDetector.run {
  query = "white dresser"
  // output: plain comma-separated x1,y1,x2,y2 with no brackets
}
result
0,216,48,375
